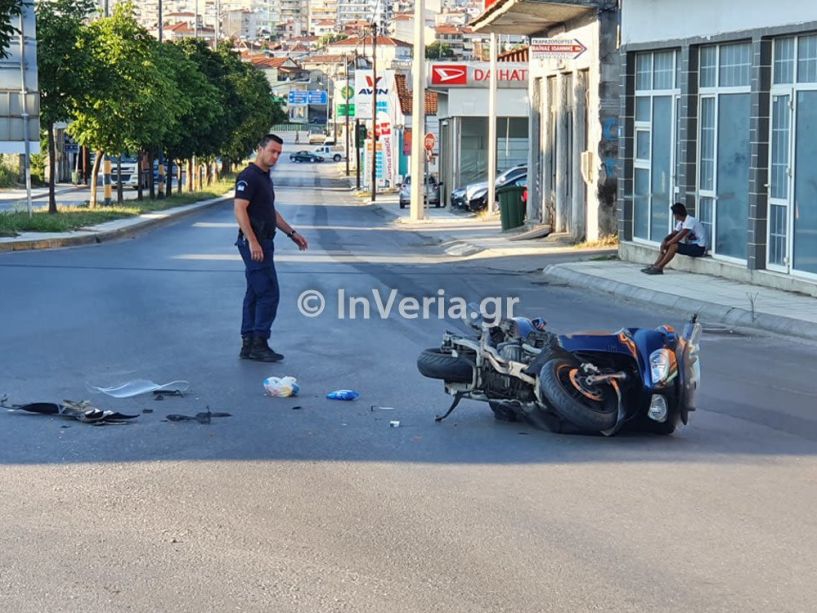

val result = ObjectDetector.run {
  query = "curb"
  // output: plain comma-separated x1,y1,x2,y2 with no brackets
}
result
0,195,231,253
543,263,817,341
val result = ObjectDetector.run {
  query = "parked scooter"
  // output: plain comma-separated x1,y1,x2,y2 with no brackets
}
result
417,309,702,435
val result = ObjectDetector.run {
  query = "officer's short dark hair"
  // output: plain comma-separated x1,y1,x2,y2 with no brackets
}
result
258,134,283,149
671,202,687,217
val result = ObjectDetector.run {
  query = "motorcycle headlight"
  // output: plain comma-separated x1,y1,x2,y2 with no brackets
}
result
649,348,676,384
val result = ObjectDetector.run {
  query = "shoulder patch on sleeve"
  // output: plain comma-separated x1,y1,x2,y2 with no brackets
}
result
236,180,248,192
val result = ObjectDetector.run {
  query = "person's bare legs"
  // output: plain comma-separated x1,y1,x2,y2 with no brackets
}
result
653,243,678,271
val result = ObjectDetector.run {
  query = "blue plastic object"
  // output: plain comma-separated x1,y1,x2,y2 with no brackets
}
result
326,390,359,401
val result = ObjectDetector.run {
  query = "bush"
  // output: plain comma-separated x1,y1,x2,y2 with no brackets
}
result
0,155,19,188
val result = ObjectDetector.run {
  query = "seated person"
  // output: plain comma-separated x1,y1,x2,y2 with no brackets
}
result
642,203,707,275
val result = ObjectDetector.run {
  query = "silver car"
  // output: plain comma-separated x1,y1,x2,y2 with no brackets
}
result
399,175,443,209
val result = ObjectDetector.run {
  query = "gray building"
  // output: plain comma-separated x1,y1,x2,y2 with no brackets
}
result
472,0,619,242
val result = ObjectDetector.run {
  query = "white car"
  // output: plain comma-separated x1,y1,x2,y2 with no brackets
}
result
312,144,346,162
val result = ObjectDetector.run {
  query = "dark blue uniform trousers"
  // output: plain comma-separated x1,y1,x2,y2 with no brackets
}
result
236,236,280,340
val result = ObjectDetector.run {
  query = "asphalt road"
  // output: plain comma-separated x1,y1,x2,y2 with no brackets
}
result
1,157,816,612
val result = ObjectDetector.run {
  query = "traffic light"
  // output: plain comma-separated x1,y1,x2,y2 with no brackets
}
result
355,125,368,148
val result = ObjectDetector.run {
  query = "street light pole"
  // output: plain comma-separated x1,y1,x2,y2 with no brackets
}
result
410,0,426,220
345,53,351,177
158,0,163,42
370,22,378,202
487,32,498,214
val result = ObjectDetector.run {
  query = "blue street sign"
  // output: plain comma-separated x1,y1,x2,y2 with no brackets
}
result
288,90,309,105
308,90,328,105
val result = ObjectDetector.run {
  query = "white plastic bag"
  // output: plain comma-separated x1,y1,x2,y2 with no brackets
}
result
263,376,300,398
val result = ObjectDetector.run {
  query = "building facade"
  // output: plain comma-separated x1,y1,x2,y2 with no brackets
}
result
619,0,817,293
472,0,618,241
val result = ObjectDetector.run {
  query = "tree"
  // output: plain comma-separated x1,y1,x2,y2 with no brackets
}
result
36,0,96,213
217,45,286,172
160,40,226,195
0,0,21,59
68,2,186,206
426,42,454,60
318,33,348,48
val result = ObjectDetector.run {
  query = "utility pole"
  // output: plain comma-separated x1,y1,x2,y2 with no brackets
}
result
487,33,498,214
410,0,426,220
18,9,32,217
370,22,378,202
158,0,163,42
345,52,351,177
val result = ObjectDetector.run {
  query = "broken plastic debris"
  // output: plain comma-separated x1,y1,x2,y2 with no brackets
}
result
10,400,139,425
370,405,396,411
263,376,300,397
165,410,231,424
87,379,190,399
389,420,401,428
326,390,359,401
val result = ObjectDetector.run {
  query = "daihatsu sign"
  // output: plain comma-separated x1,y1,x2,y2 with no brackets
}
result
427,62,528,89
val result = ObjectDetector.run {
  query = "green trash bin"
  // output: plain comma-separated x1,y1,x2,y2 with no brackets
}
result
497,185,526,231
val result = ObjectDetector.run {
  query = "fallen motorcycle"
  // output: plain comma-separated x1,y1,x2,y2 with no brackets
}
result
417,310,701,436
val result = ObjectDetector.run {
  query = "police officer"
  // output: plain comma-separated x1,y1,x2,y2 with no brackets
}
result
234,133,308,362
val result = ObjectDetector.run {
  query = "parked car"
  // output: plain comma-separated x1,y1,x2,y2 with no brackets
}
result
290,150,325,163
451,165,528,211
451,164,528,209
467,174,527,212
313,144,346,162
399,175,443,209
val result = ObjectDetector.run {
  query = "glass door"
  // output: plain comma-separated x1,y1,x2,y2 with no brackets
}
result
767,93,791,272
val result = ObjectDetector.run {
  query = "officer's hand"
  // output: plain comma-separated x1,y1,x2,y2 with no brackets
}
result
250,240,264,262
292,233,308,251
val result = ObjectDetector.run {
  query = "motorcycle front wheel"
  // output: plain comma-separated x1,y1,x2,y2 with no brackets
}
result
538,357,618,432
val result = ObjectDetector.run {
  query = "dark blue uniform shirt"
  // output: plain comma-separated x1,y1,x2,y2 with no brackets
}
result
235,163,276,238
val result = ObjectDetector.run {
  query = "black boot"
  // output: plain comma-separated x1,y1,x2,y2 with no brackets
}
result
239,335,252,359
248,336,284,362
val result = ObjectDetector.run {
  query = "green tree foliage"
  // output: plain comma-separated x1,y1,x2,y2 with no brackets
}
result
0,0,21,59
68,2,186,205
36,0,96,213
318,32,348,48
217,44,286,167
425,41,454,60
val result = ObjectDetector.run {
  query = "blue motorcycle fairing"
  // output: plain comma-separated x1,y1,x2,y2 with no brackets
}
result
558,328,672,391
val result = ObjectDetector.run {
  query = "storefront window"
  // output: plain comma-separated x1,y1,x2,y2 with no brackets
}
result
633,50,679,242
768,34,817,275
697,42,751,261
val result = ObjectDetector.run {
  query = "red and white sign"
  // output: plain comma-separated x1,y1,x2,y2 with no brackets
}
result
423,133,436,151
430,65,468,86
530,38,588,60
428,62,528,89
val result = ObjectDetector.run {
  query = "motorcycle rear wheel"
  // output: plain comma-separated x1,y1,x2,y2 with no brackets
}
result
416,348,473,383
538,357,618,432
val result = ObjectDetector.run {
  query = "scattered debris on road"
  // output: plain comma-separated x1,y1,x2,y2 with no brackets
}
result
371,405,396,411
5,399,139,425
164,407,231,424
88,379,190,399
326,390,359,401
263,376,300,397
389,420,401,428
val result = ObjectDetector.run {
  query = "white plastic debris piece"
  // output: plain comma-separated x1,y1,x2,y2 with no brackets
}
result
87,379,191,399
389,420,400,428
263,376,300,398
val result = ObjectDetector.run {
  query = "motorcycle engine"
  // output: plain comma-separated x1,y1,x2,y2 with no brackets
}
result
497,341,524,362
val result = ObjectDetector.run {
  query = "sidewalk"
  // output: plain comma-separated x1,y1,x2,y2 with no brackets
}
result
0,195,230,252
545,260,817,341
351,178,817,340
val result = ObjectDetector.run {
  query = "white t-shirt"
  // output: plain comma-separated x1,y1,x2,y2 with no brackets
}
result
675,215,707,247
